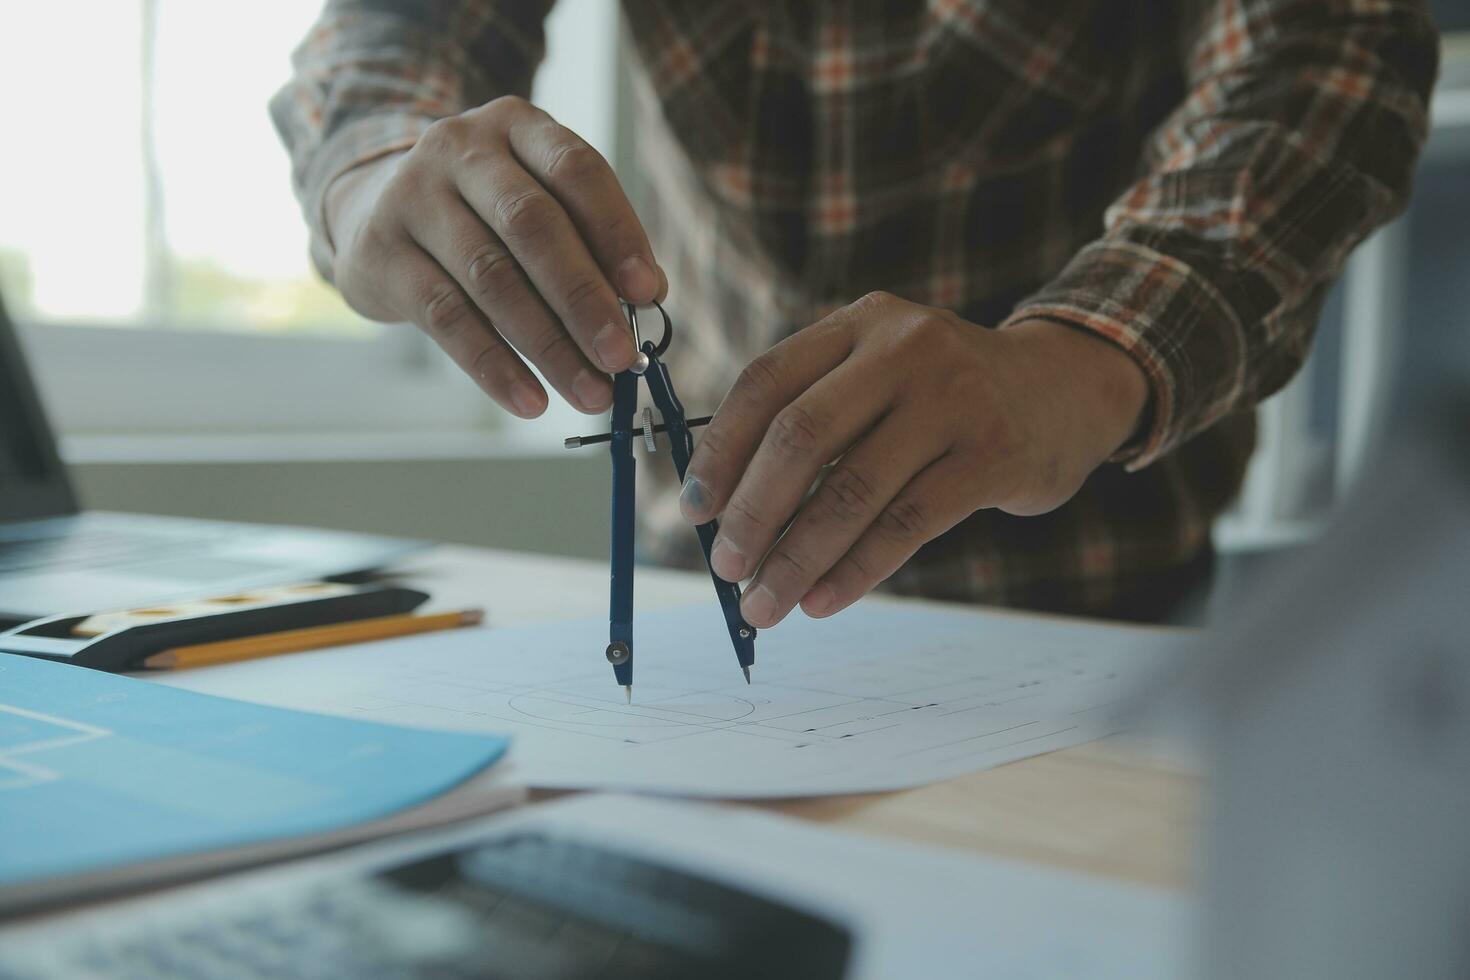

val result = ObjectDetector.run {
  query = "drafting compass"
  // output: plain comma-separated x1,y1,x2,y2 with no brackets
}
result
564,301,756,702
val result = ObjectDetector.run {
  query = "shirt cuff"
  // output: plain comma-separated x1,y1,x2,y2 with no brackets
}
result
1001,238,1247,471
300,113,436,281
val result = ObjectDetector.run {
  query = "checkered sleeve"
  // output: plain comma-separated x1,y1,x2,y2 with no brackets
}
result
1004,0,1438,469
269,0,555,279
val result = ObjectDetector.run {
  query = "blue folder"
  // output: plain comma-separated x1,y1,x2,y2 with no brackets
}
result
0,653,509,887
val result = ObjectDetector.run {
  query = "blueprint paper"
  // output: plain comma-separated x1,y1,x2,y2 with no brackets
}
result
158,601,1179,797
0,655,509,887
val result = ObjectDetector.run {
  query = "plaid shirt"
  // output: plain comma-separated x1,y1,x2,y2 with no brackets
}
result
273,1,1437,620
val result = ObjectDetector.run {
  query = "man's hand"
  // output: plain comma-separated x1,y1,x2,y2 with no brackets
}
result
677,292,1149,628
325,97,665,418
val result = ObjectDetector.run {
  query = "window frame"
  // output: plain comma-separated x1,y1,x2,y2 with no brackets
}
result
19,320,497,438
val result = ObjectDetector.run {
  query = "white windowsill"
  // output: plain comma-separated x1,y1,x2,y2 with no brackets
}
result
60,429,578,466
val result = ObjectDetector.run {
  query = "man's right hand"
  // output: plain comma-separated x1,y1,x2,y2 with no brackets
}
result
325,96,665,418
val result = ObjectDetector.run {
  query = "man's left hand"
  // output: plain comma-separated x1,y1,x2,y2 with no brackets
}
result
676,291,1149,628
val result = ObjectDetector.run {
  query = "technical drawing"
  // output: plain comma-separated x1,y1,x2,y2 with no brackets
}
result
0,704,113,790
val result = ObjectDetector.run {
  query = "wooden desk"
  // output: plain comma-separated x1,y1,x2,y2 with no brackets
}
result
391,545,1199,891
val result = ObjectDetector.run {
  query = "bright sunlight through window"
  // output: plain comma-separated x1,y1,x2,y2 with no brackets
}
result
0,1,371,335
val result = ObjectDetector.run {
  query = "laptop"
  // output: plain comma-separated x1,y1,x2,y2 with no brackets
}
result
0,292,425,623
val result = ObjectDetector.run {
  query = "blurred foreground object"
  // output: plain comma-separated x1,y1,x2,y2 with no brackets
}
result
1200,396,1470,980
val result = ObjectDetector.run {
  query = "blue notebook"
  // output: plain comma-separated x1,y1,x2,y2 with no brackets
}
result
0,653,510,887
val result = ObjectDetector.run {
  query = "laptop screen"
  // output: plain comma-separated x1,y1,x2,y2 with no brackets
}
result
0,293,77,523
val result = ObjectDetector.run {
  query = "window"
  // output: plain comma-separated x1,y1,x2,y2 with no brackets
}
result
1,1,363,335
0,0,618,449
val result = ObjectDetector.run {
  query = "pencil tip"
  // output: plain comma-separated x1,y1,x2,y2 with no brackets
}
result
623,685,632,705
742,666,751,684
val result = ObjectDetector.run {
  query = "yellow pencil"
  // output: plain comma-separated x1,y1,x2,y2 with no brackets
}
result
142,609,484,670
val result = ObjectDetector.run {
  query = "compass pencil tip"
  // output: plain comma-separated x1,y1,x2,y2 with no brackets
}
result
623,685,632,705
742,666,751,684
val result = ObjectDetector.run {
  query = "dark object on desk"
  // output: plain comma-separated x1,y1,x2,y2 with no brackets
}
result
0,832,853,980
0,286,425,623
0,583,428,671
564,301,756,702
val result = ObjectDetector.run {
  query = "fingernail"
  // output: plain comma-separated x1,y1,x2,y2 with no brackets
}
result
679,477,712,522
617,256,658,302
741,584,777,627
802,581,836,618
572,371,611,412
509,381,545,418
709,537,745,582
592,321,636,373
